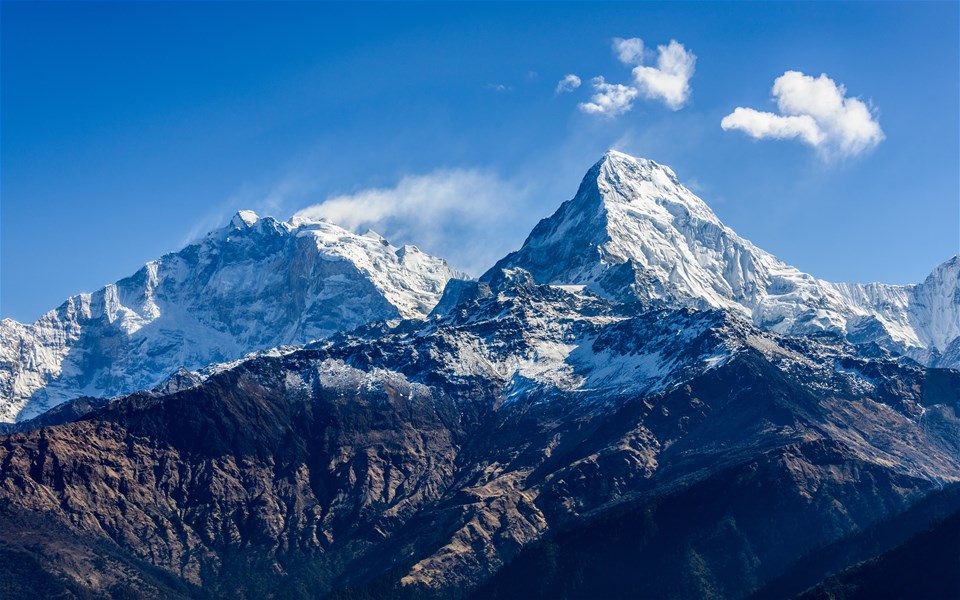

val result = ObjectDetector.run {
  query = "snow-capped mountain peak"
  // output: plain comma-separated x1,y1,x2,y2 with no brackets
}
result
0,212,467,422
487,150,959,368
594,150,711,219
488,151,788,311
231,209,261,227
909,255,960,362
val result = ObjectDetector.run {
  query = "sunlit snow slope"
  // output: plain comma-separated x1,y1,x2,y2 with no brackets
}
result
487,151,959,368
0,211,465,422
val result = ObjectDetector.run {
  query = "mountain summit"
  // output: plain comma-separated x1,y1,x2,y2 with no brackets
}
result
0,212,465,422
487,150,958,368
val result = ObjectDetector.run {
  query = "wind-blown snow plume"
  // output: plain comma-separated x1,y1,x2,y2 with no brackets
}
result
293,169,524,275
721,71,884,159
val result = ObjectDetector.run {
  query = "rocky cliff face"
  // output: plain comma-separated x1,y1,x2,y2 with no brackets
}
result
0,212,465,423
0,271,957,598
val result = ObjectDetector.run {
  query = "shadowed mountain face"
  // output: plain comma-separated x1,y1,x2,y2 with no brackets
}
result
749,483,960,600
0,151,957,599
0,271,958,598
795,508,960,600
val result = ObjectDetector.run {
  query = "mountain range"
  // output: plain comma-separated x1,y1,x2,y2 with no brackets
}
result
0,151,957,599
0,213,465,422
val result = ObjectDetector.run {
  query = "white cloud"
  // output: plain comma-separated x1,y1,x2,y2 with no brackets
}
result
485,83,511,92
575,38,695,116
555,74,582,94
720,108,824,146
612,37,645,66
721,70,884,159
630,40,696,110
293,169,525,276
578,76,639,117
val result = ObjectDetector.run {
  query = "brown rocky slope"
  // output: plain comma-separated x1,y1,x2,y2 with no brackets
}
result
0,274,958,599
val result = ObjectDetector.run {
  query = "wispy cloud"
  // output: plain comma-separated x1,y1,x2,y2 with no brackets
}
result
485,83,512,92
576,37,696,117
293,169,527,276
179,173,319,246
578,76,639,117
555,74,582,94
721,71,884,160
612,37,645,66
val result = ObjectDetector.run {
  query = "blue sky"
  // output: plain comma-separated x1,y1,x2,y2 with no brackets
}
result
2,2,958,322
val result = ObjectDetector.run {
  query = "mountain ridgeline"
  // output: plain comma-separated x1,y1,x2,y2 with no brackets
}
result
0,152,957,599
487,152,958,368
0,212,466,423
